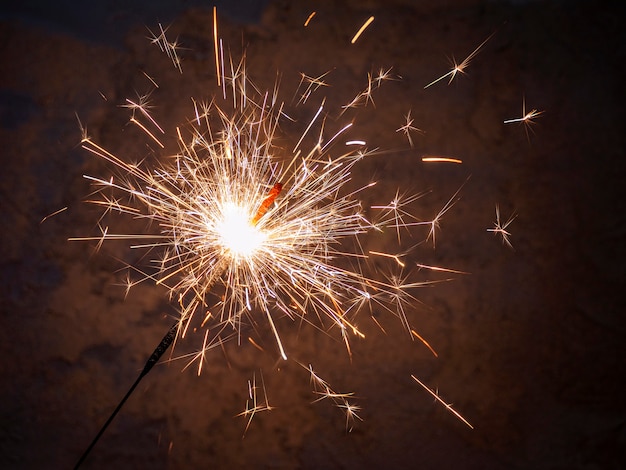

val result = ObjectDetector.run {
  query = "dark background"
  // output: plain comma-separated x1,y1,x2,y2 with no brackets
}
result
1,0,625,468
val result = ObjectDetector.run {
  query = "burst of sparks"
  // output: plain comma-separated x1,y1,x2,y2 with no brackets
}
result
75,51,460,365
487,204,517,249
373,67,397,87
424,32,495,89
40,206,68,224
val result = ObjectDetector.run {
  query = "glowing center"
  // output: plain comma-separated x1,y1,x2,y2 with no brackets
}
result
216,202,266,257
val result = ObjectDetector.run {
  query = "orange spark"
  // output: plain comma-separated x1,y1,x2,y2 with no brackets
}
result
421,156,463,164
304,11,316,27
410,329,438,357
351,16,375,44
213,6,221,87
411,375,474,429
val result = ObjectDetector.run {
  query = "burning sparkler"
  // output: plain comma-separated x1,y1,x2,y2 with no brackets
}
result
76,44,454,369
70,9,505,465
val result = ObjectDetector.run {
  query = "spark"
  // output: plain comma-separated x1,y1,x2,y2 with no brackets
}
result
295,70,331,105
141,70,159,88
410,329,438,357
369,251,405,268
373,67,397,87
341,73,375,111
247,336,264,352
237,371,274,435
122,93,165,135
396,110,423,148
147,23,183,73
305,364,362,431
424,32,495,89
411,375,473,429
378,269,435,335
421,156,463,164
341,68,394,113
415,263,469,275
338,401,363,431
351,16,375,44
487,204,516,249
304,11,316,27
129,117,164,148
213,6,221,87
504,96,543,141
424,182,467,248
40,206,67,223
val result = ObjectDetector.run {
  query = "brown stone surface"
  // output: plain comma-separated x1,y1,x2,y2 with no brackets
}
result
1,1,624,468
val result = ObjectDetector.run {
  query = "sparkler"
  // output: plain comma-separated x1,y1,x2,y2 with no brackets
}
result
68,8,523,464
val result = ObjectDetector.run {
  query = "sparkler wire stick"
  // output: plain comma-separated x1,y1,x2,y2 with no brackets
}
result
74,179,283,468
73,322,178,469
